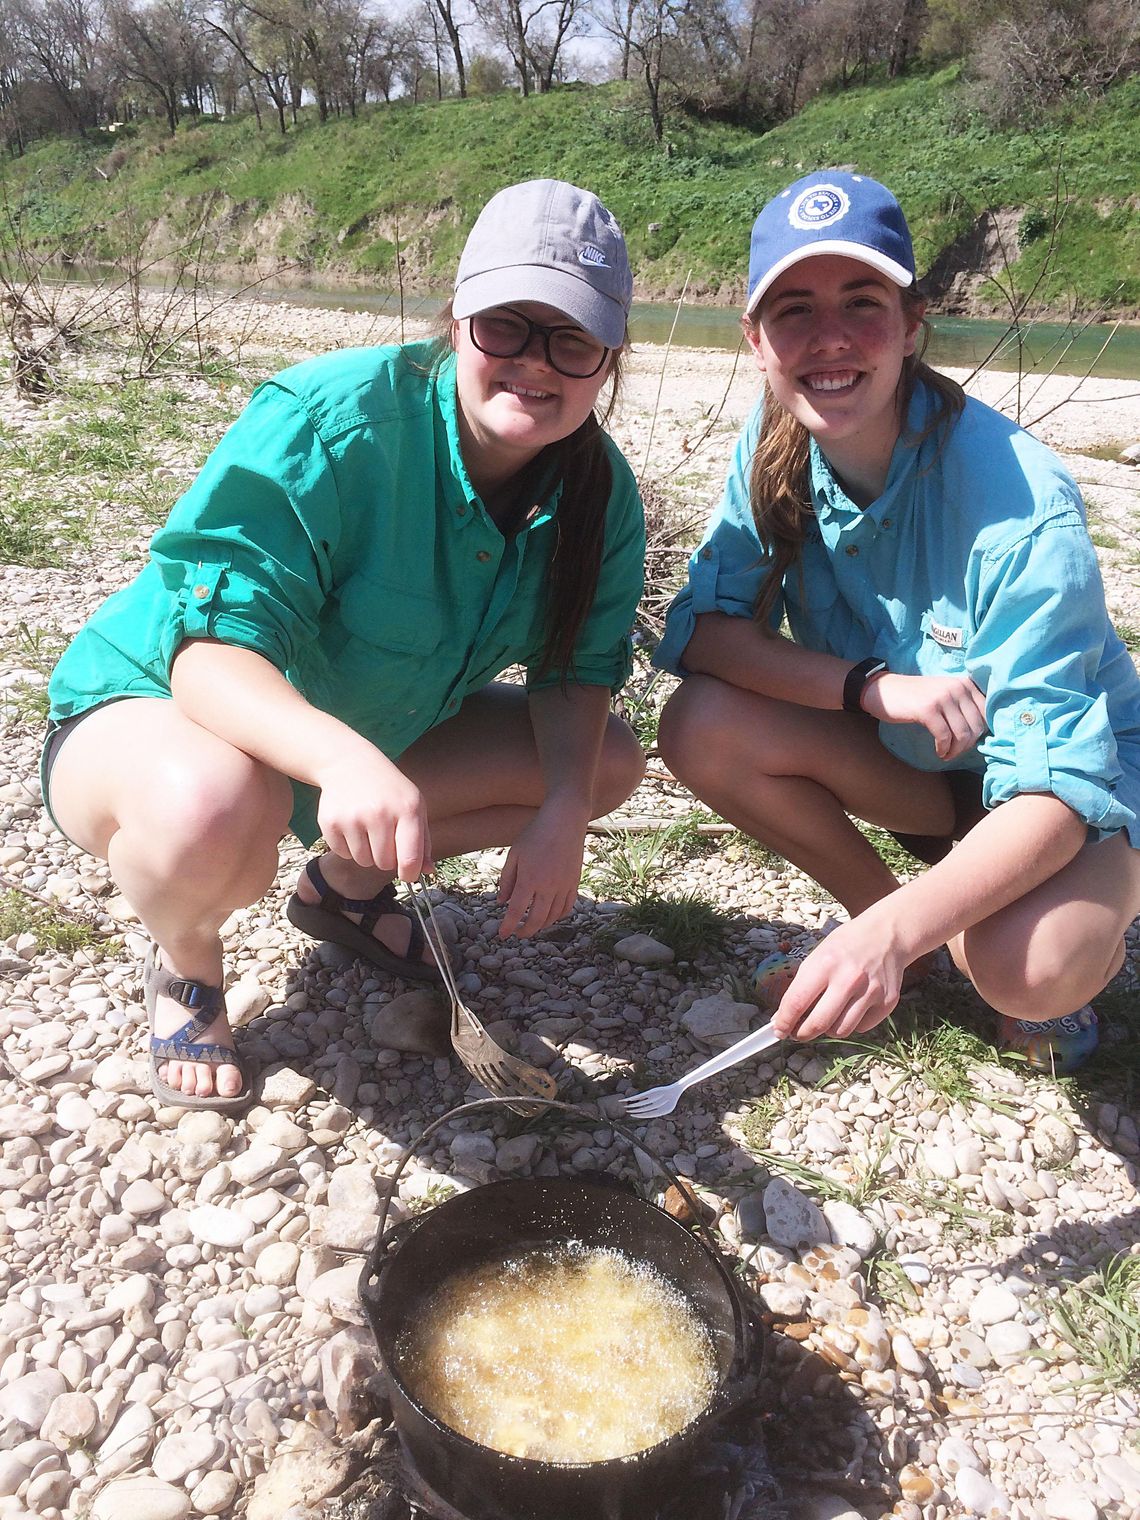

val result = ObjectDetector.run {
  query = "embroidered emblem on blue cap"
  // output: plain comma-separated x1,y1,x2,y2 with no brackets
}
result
578,243,609,267
789,184,850,230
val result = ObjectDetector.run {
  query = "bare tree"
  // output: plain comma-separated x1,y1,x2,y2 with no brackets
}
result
107,0,211,133
474,0,584,93
971,0,1140,118
11,0,105,135
427,0,467,95
0,0,30,149
207,0,293,129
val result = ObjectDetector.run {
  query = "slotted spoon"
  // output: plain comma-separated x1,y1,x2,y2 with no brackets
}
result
407,878,557,1110
620,1020,782,1119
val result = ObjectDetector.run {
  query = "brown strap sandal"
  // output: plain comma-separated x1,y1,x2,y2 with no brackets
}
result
285,858,443,983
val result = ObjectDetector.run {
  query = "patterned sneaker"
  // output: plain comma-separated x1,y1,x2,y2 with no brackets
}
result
751,951,797,1011
997,1005,1099,1075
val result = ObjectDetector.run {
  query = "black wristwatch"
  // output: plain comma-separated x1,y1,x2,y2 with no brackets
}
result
843,657,889,713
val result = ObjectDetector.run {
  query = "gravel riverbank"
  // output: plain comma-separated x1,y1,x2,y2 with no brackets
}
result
1,294,1139,1520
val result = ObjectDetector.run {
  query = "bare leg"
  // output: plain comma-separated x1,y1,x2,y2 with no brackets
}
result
658,675,955,916
950,829,1140,1020
291,683,645,950
660,675,1140,1025
48,699,295,1099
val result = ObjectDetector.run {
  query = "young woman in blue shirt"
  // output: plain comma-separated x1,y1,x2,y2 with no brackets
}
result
43,179,646,1109
655,171,1140,1072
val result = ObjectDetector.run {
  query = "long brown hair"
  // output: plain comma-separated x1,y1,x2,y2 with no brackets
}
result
429,302,626,681
747,291,964,629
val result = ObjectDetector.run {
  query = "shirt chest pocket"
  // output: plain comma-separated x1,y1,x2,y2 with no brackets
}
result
339,577,444,654
919,608,969,673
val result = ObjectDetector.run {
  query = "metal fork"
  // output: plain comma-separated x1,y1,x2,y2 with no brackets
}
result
407,878,557,1110
620,1020,782,1119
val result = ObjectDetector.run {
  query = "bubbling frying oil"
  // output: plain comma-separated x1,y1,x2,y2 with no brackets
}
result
395,1244,718,1464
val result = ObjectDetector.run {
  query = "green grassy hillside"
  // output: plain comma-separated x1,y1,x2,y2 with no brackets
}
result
4,67,1139,311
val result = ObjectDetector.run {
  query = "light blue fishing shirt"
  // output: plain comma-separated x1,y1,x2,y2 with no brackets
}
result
655,380,1140,846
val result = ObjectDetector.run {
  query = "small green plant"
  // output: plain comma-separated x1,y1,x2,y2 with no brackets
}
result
737,1074,795,1149
428,857,468,892
586,817,708,901
0,622,67,726
406,1180,459,1215
612,891,729,962
0,890,108,955
1018,207,1051,248
1049,1251,1140,1391
868,1253,923,1312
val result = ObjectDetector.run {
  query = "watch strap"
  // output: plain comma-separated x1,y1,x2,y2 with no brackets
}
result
843,657,888,713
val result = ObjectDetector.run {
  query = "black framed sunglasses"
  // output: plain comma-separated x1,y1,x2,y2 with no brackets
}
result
468,307,610,379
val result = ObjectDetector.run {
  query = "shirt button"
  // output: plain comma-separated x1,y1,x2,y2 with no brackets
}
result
448,700,458,710
881,518,892,529
456,505,467,517
192,584,209,599
845,545,860,557
476,550,491,563
701,547,712,559
1019,710,1036,726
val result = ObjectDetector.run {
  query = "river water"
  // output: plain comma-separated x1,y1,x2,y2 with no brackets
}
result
57,265,1140,380
248,284,1140,381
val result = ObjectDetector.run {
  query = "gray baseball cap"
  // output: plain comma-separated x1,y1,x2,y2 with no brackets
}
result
453,179,632,350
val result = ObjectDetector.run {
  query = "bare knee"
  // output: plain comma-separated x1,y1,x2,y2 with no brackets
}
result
658,676,749,790
126,752,291,889
961,919,1121,1019
595,715,646,814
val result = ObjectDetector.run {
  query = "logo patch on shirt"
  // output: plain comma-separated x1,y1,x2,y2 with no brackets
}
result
788,185,850,230
929,619,964,649
578,243,609,268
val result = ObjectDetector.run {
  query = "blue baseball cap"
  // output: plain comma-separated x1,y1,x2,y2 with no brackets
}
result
745,171,916,316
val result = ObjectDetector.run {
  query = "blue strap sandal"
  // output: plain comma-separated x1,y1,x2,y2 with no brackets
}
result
145,947,253,1112
285,858,442,983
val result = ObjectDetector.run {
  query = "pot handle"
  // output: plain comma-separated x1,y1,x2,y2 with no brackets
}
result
369,1096,756,1372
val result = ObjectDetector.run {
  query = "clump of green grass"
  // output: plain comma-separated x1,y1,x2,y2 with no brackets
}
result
0,890,108,955
868,1254,923,1312
736,1074,796,1150
586,815,717,901
611,891,729,963
740,1132,1003,1242
1089,528,1121,550
819,980,1008,1108
1049,1252,1140,1392
405,1180,458,1215
0,622,67,726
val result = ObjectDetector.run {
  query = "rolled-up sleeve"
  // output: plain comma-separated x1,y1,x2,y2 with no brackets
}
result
973,506,1131,837
148,383,343,679
527,441,646,693
654,405,777,676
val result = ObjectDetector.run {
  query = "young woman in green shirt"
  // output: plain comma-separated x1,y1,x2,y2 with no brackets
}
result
42,179,646,1110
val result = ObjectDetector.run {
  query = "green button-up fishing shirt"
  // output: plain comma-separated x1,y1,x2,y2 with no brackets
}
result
46,340,645,843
